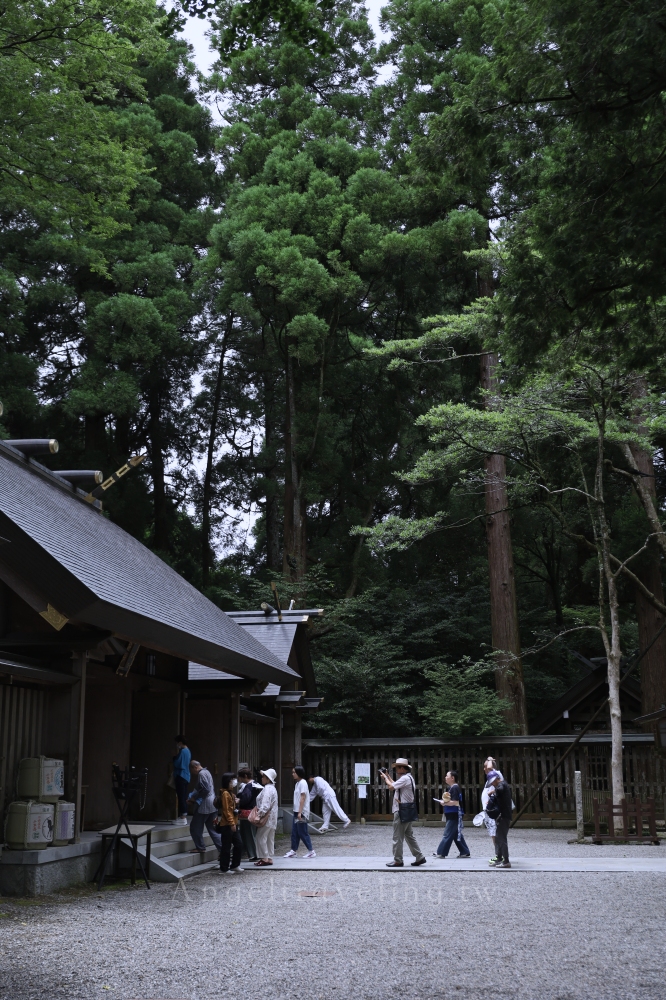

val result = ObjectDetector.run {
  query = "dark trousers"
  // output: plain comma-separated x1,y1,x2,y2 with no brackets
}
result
291,818,313,852
190,811,222,851
174,775,189,816
495,816,510,862
219,826,243,871
239,818,257,859
436,815,470,858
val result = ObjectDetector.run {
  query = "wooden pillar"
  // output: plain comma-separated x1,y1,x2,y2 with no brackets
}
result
229,692,240,773
69,652,87,843
294,711,302,767
274,706,282,802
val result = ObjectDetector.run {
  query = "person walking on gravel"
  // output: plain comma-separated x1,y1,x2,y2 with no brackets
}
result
284,765,316,859
487,773,513,869
380,758,426,868
308,773,351,832
253,768,279,866
433,770,470,859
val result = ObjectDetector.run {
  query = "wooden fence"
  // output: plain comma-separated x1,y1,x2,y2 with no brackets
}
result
303,736,666,823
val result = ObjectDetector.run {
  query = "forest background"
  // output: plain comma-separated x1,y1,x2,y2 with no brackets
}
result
3,0,666,748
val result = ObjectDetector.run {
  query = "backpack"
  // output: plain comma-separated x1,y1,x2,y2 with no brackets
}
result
485,795,501,820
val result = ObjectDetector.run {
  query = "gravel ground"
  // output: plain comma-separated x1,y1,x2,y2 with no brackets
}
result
1,828,665,1000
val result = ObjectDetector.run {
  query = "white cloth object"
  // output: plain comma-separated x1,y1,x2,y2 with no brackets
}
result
293,778,310,820
391,773,415,814
255,783,278,829
472,812,485,827
321,796,350,828
254,823,275,859
309,776,334,801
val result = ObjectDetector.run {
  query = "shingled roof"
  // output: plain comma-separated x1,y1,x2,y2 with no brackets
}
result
0,443,299,685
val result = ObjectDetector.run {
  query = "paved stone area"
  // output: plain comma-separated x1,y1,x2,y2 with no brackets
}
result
247,854,666,871
1,828,665,1000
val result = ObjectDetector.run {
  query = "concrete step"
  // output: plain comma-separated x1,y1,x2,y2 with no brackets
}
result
166,846,219,872
114,826,220,882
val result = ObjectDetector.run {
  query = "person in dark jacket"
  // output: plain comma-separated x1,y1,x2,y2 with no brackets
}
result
487,774,513,868
217,772,244,874
237,766,262,861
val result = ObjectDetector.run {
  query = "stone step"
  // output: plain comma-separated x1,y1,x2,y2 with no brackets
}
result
165,846,219,871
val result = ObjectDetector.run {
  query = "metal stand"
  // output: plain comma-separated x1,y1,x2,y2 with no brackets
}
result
93,765,150,889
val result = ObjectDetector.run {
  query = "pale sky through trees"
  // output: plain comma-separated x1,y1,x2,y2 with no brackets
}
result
177,0,388,74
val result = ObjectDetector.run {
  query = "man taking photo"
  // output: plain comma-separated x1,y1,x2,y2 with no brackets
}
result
379,758,426,868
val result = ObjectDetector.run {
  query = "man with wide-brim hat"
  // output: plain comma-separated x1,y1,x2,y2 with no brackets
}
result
379,758,426,867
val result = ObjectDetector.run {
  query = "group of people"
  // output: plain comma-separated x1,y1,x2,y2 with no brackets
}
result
379,755,513,869
172,737,350,872
173,738,514,871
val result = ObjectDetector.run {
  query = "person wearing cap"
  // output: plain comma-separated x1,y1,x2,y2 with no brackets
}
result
481,759,505,863
187,761,222,854
253,768,279,866
379,758,426,868
486,772,513,868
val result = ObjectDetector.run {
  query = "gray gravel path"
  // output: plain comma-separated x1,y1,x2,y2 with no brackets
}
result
1,828,664,1000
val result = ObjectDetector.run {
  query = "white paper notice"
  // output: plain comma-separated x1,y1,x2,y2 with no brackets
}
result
354,762,371,785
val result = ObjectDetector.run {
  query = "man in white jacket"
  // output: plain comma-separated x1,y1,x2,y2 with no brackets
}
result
308,773,351,832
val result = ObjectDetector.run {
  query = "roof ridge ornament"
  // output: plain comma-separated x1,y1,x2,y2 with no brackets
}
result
84,454,145,504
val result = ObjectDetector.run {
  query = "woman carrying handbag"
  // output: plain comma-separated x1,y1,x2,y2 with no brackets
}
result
251,768,278,866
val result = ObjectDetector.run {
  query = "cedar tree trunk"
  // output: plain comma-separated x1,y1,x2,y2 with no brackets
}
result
480,351,528,735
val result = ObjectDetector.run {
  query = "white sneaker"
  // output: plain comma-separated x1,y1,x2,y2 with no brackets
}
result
303,850,317,859
318,827,329,834
343,820,351,829
284,849,297,858
229,866,244,873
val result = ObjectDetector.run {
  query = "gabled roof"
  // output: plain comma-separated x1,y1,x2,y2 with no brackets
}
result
187,608,322,699
531,653,641,735
0,443,298,686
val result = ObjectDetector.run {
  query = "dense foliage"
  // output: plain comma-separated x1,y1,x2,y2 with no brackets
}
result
3,0,666,741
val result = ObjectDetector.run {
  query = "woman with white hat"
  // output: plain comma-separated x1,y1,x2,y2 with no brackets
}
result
253,768,278,866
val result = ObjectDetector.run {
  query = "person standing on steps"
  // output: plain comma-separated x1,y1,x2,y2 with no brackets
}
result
433,770,471,859
187,760,222,855
217,772,244,874
284,765,316,859
237,766,262,861
487,773,513,869
379,758,426,868
172,736,191,826
308,773,351,832
253,768,279,866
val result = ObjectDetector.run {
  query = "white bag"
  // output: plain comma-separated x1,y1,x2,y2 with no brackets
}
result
472,811,485,827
